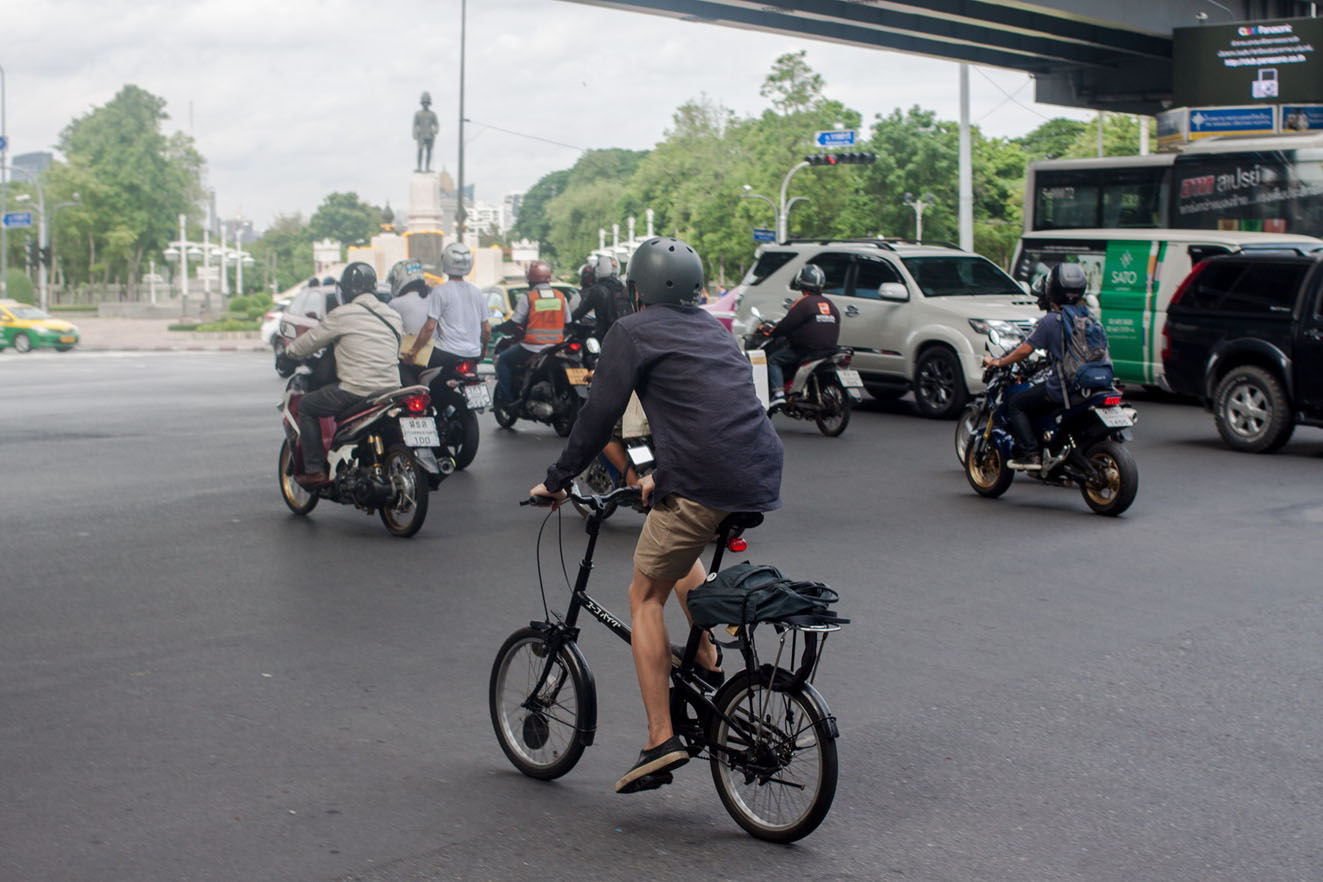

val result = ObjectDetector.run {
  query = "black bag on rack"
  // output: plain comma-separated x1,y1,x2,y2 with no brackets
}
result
686,562,844,629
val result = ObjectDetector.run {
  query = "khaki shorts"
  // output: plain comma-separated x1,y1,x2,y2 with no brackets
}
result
634,494,729,582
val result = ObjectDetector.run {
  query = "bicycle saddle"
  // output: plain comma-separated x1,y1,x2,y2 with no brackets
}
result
718,511,764,533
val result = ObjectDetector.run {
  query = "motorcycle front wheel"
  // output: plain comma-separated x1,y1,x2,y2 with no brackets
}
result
1080,439,1138,517
379,444,429,537
493,398,518,429
965,436,1013,498
813,378,851,437
954,402,983,466
278,438,319,515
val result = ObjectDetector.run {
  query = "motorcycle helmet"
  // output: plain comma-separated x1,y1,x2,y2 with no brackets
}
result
1030,273,1051,311
339,262,378,299
790,264,826,293
441,242,474,277
626,237,704,306
593,254,618,279
386,259,427,298
526,260,552,285
579,263,596,288
1046,262,1087,307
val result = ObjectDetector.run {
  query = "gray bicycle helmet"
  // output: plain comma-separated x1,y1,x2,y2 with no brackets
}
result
441,241,474,277
339,262,378,299
790,263,826,292
627,237,704,306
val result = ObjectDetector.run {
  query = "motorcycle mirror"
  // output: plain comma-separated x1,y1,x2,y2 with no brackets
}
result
750,307,763,320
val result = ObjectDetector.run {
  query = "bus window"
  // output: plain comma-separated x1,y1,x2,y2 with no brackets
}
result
1032,167,1167,231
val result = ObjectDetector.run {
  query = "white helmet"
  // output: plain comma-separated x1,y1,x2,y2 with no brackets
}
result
593,254,618,279
441,242,474,277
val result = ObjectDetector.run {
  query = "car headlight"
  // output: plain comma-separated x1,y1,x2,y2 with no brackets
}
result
968,318,1022,337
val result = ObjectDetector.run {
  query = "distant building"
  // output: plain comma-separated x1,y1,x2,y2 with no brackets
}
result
503,192,523,231
467,200,503,236
222,217,257,245
12,152,53,178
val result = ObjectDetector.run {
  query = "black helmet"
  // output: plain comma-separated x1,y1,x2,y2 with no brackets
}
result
1046,262,1087,307
790,264,826,293
340,262,377,299
627,237,704,306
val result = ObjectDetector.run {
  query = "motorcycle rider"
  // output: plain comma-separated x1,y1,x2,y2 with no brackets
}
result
282,262,404,488
981,262,1089,470
385,259,431,382
577,261,596,293
572,254,633,338
494,260,571,405
404,242,490,370
528,237,783,795
764,264,840,409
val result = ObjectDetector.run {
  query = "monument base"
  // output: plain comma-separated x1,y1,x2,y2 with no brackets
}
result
407,172,444,234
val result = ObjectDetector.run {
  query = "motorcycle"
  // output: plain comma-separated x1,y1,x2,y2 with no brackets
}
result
745,309,863,437
956,327,1139,517
276,362,453,537
491,331,594,437
417,356,489,474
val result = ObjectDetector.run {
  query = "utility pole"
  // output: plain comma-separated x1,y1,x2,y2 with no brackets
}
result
455,0,468,238
958,64,973,252
1,62,9,298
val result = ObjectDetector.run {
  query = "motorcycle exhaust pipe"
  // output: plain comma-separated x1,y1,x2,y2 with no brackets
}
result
438,457,456,476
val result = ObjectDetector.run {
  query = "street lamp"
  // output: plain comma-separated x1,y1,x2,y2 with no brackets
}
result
740,184,777,228
903,192,936,242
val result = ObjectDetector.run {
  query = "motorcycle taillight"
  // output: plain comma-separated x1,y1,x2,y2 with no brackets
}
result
568,342,582,352
1102,394,1122,407
455,360,475,375
404,392,430,414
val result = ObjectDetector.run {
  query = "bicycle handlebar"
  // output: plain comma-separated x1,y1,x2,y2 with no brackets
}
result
521,484,644,511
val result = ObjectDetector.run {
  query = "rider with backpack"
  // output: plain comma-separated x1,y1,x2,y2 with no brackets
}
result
982,262,1112,470
572,254,633,337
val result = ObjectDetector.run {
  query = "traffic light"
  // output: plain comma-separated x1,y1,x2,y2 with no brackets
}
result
39,246,51,267
805,151,877,166
26,240,40,266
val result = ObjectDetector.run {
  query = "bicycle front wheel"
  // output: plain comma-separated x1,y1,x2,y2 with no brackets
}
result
708,670,839,843
489,627,592,780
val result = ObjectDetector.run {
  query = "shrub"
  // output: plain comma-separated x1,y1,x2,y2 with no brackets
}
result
196,317,260,332
3,270,35,304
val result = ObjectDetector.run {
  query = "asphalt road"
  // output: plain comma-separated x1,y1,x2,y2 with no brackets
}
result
2,350,1322,882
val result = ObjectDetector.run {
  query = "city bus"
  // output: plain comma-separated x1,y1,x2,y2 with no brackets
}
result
1025,132,1323,236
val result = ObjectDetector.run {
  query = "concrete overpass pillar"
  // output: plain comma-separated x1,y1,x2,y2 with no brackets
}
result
958,64,973,252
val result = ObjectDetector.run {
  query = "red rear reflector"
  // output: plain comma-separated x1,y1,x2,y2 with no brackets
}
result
568,342,582,351
404,393,430,414
455,360,474,375
727,537,748,553
1103,395,1122,407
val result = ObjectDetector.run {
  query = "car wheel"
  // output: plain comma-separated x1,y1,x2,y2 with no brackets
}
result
13,333,33,353
1213,365,1294,453
913,346,968,419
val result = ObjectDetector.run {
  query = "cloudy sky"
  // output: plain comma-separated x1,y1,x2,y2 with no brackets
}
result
3,0,1095,230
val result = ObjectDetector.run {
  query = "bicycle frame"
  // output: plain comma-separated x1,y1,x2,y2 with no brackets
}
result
519,487,774,760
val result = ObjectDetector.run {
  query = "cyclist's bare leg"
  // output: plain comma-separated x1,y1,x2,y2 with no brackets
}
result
628,565,678,749
603,440,638,485
672,560,720,672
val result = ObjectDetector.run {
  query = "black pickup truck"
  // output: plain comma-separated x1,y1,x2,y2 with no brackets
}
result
1162,252,1323,453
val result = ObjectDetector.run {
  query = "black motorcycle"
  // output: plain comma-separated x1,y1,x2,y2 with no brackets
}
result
956,328,1139,517
417,357,489,474
491,331,592,437
745,310,862,437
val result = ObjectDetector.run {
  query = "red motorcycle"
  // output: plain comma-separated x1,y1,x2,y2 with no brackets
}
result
276,365,453,537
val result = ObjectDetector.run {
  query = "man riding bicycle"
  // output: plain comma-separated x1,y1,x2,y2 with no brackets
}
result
529,236,783,794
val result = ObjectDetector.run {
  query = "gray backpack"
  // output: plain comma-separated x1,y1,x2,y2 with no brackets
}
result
1058,305,1113,403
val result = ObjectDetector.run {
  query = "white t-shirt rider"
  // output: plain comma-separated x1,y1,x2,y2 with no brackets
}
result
425,279,488,358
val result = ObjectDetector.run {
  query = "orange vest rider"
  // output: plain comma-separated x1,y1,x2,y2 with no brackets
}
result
522,285,567,347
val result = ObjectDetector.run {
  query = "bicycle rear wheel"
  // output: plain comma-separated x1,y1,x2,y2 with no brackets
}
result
489,627,592,780
708,670,839,843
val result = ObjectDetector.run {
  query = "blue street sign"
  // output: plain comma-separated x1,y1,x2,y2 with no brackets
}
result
813,129,858,148
753,228,776,243
2,211,33,229
0,135,7,151
1188,106,1276,139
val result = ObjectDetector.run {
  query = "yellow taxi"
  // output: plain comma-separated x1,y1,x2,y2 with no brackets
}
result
0,299,80,353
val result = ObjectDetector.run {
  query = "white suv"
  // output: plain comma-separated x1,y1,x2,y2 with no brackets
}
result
731,239,1041,418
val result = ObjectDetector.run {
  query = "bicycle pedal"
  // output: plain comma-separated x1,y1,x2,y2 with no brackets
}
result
617,770,673,794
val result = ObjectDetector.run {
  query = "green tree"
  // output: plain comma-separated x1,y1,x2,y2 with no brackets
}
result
760,51,825,115
53,84,205,295
245,213,314,295
510,169,570,250
307,192,383,249
1016,118,1087,162
1062,113,1154,159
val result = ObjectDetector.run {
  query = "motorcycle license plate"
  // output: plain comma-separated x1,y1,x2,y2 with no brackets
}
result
400,416,440,447
836,368,864,388
463,382,491,410
627,443,654,467
564,367,590,386
1095,406,1133,428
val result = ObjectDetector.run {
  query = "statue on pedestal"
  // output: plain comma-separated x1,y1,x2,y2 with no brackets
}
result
413,92,440,172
